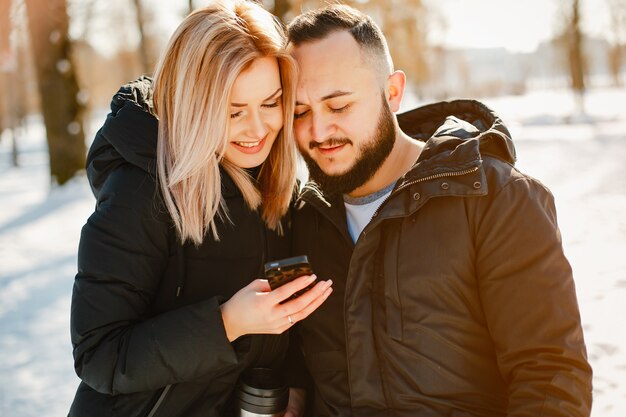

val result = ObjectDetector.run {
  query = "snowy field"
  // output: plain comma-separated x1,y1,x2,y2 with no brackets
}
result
1,87,625,416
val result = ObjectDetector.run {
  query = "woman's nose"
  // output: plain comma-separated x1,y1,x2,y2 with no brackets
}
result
247,110,268,139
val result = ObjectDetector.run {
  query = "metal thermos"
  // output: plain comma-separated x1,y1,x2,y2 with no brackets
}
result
236,368,288,417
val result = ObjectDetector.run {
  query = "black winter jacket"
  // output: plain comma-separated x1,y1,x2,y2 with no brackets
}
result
69,78,291,417
291,100,592,417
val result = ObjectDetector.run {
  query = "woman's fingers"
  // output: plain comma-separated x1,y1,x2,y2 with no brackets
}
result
279,279,333,324
221,275,333,340
249,278,271,293
267,274,317,304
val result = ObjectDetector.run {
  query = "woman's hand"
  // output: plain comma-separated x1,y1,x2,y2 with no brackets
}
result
220,274,332,341
284,388,306,417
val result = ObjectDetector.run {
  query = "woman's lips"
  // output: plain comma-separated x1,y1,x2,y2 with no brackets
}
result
232,135,267,154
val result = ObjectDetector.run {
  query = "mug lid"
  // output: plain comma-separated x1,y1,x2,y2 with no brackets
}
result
237,389,289,408
237,368,287,397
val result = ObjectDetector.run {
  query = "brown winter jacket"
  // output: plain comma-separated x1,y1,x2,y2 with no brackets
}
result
291,99,592,417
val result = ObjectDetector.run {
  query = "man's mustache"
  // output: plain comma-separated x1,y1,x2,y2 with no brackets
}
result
309,138,352,150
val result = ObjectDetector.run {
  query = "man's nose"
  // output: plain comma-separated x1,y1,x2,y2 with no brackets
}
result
310,112,335,142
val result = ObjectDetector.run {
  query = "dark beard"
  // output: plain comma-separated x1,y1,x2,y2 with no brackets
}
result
300,95,396,196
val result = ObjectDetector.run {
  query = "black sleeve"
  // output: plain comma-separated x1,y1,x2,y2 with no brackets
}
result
71,165,239,395
475,176,593,416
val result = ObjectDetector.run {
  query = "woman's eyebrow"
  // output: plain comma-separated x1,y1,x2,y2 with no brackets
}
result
231,88,282,107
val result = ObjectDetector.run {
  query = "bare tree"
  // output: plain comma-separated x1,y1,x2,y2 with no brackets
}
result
273,0,291,22
131,0,152,74
379,0,430,93
0,0,9,58
1,0,21,167
556,0,586,113
606,0,626,86
569,0,585,92
286,0,431,92
1,0,11,140
24,0,86,184
14,4,30,135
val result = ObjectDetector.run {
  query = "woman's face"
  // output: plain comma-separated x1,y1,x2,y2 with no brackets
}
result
225,57,284,168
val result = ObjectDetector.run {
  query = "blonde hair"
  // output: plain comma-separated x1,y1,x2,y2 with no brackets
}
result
153,0,297,245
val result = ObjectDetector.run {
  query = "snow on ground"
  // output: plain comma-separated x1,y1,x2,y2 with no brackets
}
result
0,119,93,417
0,88,625,416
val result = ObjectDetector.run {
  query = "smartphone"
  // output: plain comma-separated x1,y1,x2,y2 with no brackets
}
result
264,255,315,302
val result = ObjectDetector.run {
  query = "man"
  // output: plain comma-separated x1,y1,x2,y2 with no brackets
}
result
286,4,592,417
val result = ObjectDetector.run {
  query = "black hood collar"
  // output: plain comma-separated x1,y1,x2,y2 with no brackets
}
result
86,76,243,199
300,99,516,202
86,76,158,197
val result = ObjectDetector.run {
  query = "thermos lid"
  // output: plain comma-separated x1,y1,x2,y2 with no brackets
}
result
237,368,288,414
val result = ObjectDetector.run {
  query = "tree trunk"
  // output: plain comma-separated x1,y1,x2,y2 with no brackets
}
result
132,0,151,75
273,0,291,23
24,0,86,185
606,0,626,87
0,71,19,167
609,45,622,86
188,0,193,15
569,0,585,112
1,0,19,167
0,0,8,142
10,124,19,167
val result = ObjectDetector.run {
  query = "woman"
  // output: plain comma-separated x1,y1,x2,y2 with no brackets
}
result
68,1,332,416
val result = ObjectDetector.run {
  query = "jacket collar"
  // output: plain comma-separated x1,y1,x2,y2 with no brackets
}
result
298,183,354,247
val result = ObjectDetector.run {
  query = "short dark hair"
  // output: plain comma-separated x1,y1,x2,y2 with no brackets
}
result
287,4,392,74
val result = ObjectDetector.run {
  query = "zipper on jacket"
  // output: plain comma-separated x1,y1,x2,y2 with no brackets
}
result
258,215,268,276
175,245,185,298
146,384,171,417
371,166,480,218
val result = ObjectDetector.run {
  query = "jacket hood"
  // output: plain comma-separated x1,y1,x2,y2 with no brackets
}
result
86,76,158,197
86,76,247,201
299,99,516,205
397,99,516,167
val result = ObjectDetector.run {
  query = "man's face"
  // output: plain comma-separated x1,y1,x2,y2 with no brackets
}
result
291,31,396,194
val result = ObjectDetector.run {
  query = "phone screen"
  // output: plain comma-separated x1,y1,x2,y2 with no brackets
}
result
265,255,315,302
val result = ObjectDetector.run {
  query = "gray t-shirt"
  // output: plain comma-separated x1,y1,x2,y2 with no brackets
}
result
343,182,395,243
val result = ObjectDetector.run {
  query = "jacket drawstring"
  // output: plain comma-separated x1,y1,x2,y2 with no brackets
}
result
176,244,186,298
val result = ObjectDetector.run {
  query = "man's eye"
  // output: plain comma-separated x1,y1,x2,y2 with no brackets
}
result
230,111,243,119
330,104,350,113
294,109,309,120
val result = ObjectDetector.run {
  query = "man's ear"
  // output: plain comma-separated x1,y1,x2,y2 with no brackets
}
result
385,70,406,113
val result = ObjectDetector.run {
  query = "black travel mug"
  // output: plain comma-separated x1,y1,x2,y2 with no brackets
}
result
236,368,288,417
